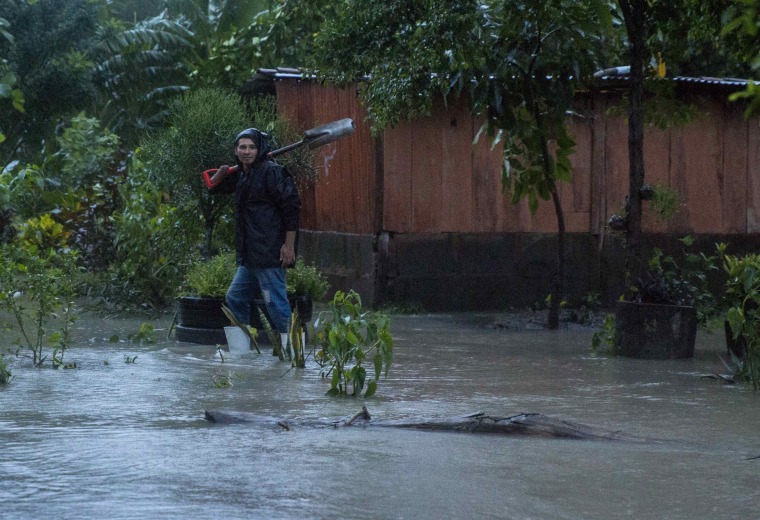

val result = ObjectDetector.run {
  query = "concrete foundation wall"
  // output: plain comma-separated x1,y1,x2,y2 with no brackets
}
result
299,229,760,311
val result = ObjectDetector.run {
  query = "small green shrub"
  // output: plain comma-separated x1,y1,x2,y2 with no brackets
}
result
184,252,236,297
720,244,760,389
54,113,121,190
103,159,193,309
286,258,329,300
0,354,12,384
627,236,718,326
591,314,617,355
314,290,393,397
0,244,80,368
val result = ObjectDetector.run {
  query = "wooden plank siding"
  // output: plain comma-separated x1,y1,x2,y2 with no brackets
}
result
275,80,379,234
274,78,760,238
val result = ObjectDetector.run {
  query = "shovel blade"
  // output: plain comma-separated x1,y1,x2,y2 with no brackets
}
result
304,118,355,149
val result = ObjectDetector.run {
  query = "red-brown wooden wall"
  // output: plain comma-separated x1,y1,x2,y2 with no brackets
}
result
274,78,760,237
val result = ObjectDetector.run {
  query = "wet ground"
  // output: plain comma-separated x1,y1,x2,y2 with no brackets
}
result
1,308,758,519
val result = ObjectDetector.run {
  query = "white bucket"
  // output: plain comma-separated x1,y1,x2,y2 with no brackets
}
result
224,326,250,355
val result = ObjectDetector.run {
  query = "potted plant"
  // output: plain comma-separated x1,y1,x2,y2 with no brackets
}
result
176,252,236,344
719,245,760,375
286,257,330,323
614,236,718,359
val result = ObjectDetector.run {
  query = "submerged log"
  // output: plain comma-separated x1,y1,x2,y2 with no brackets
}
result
204,408,641,442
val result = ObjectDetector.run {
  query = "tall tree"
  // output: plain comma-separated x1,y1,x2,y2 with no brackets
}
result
617,0,647,285
311,0,612,328
0,0,101,163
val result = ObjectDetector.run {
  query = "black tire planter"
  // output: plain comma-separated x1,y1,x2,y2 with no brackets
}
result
178,296,227,329
175,324,227,345
614,301,697,359
175,295,312,346
176,296,227,345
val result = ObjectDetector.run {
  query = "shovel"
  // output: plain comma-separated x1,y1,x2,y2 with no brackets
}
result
203,118,355,188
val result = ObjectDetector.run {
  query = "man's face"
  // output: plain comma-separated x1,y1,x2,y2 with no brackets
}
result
235,138,258,168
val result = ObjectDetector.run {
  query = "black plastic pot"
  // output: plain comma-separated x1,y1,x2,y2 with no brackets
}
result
249,295,313,328
614,301,697,359
290,295,313,323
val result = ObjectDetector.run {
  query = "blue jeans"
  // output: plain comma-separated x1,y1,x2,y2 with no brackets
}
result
225,266,291,333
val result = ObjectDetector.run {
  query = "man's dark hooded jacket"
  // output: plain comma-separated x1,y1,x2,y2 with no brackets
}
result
212,129,301,269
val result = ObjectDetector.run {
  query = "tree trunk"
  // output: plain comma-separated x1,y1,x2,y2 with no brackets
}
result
204,408,644,442
548,187,566,330
619,0,648,287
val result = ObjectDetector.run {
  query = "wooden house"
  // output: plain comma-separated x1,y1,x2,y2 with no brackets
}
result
258,69,760,310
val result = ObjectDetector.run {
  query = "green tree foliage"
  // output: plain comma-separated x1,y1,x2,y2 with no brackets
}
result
311,0,612,328
0,14,23,146
246,0,336,69
162,0,270,90
648,0,755,77
104,155,194,309
0,0,101,163
139,86,248,258
93,11,193,146
723,0,760,117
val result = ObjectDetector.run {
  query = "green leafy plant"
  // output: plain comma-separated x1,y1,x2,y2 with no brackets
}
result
286,258,329,300
626,236,718,326
103,156,192,309
591,313,617,355
129,323,156,344
0,353,12,384
0,244,80,367
212,369,236,388
184,252,236,297
138,87,248,258
648,184,685,223
314,290,393,397
54,113,122,190
719,244,760,389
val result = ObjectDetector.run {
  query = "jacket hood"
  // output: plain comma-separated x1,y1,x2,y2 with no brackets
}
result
234,128,272,161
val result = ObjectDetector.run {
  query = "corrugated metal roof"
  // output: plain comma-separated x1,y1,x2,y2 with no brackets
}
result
258,67,756,91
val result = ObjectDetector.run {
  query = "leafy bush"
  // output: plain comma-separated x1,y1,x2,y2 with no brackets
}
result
0,244,80,368
286,258,329,300
626,236,718,326
0,353,12,384
184,251,236,297
54,113,122,190
720,245,760,389
102,158,194,309
139,87,248,257
15,213,70,251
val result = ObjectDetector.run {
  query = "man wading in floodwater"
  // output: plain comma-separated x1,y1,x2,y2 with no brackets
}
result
206,128,301,354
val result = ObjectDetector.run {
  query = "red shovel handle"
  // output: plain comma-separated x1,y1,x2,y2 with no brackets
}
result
202,165,239,188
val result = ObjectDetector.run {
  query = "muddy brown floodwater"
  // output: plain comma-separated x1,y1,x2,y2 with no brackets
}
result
1,309,758,519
